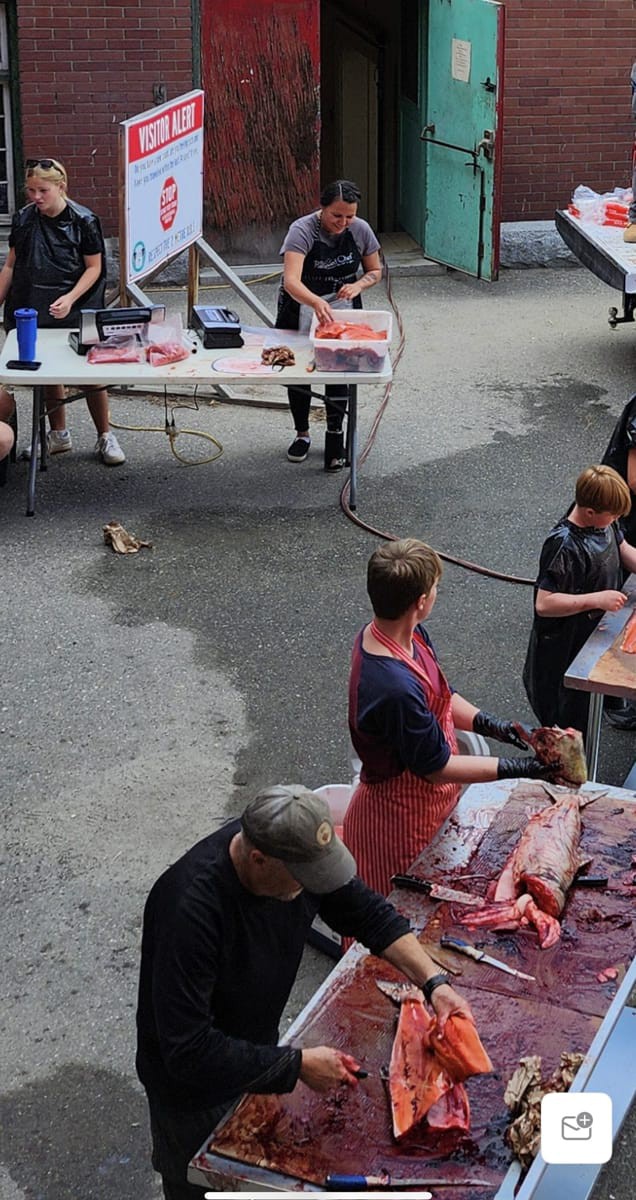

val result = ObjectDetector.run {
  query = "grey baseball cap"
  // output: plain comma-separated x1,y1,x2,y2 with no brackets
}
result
240,785,356,894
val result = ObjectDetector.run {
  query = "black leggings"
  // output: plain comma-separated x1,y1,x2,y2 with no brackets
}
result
288,384,348,433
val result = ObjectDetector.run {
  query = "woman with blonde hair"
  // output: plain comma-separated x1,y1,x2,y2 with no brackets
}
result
0,156,124,464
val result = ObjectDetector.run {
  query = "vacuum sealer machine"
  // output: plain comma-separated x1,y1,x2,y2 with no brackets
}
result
189,305,244,349
68,305,166,355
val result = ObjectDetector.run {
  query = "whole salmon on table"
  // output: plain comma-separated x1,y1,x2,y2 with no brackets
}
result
461,784,605,948
376,981,492,1140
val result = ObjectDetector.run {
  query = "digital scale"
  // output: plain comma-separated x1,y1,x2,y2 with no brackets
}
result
68,305,166,354
189,305,244,349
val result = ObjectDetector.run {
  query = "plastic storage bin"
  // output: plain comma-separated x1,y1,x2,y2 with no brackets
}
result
310,309,392,373
313,783,353,837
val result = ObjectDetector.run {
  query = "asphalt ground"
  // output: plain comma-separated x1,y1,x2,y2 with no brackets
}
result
1,265,635,1198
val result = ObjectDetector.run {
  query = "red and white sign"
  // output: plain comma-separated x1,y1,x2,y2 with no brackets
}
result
160,177,178,231
122,90,204,284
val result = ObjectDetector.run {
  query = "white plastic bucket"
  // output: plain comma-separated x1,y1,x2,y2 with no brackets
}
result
454,729,491,757
309,783,355,958
313,783,353,835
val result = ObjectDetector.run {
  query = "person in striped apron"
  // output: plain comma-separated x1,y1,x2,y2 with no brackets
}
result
343,539,556,899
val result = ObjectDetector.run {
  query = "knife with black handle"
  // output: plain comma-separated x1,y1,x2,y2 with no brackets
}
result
391,874,485,906
440,934,536,981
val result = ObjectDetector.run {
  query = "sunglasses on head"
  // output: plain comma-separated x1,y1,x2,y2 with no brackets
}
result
26,158,62,172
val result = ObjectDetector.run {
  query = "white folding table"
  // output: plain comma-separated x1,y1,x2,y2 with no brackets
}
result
0,328,391,515
555,210,636,328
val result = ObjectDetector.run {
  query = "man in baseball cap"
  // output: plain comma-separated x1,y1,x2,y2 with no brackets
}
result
137,784,471,1200
240,784,355,893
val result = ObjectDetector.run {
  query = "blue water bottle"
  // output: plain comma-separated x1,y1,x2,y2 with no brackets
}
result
15,307,38,362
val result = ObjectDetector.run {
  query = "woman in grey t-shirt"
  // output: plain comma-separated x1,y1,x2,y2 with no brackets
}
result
276,179,382,470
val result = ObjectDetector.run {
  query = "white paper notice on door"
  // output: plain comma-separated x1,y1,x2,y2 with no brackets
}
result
452,38,471,83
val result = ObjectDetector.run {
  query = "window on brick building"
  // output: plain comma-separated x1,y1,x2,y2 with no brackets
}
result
0,3,15,218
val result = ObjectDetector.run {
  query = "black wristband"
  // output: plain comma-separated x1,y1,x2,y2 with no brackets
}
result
423,972,450,1003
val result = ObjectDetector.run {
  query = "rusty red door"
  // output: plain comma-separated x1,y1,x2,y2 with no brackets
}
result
200,0,320,261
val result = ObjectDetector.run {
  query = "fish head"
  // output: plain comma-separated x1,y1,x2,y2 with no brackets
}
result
375,980,424,1005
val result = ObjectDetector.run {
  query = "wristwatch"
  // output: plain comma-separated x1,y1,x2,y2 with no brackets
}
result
423,972,450,1003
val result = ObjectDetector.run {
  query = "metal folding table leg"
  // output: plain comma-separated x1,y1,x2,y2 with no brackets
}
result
585,692,604,782
345,384,358,510
26,385,46,517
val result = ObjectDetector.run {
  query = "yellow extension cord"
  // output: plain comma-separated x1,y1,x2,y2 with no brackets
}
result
145,270,282,292
108,411,224,466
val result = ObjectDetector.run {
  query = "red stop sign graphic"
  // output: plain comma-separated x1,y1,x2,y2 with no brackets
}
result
160,176,178,231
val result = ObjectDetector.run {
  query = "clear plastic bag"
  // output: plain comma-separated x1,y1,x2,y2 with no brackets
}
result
145,314,191,367
568,184,631,226
87,336,145,364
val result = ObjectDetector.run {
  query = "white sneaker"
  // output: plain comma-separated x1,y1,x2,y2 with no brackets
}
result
49,429,72,454
95,432,125,466
22,429,72,459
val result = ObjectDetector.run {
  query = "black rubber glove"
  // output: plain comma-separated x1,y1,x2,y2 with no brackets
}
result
473,710,529,751
497,756,557,781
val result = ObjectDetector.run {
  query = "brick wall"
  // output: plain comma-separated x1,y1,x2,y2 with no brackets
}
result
12,1,635,239
15,0,193,235
503,0,635,220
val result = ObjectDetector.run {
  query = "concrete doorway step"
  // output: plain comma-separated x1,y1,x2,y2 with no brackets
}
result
377,230,443,276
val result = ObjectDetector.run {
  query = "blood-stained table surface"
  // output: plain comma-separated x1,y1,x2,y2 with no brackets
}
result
565,574,636,780
189,781,636,1196
565,575,636,703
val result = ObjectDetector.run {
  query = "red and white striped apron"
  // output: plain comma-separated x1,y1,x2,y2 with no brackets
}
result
343,622,460,899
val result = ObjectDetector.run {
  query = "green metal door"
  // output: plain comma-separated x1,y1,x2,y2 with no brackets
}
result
423,0,504,279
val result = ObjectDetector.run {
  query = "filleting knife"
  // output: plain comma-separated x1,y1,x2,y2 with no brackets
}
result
391,873,485,907
440,933,536,981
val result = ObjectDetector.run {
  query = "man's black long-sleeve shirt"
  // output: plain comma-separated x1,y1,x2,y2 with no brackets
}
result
136,820,408,1111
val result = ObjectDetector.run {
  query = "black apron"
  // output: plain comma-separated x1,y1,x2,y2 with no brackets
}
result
523,517,622,734
5,200,106,331
275,217,363,330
